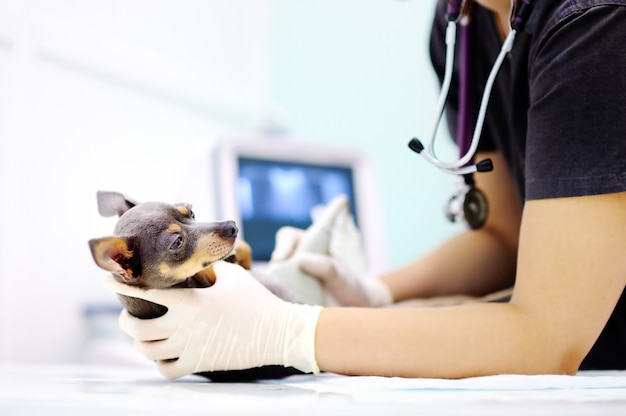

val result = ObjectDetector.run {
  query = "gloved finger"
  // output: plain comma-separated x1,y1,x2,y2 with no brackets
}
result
118,308,179,342
102,274,190,307
157,358,189,380
134,339,181,362
157,340,207,380
297,253,340,284
270,226,304,261
213,261,274,296
328,208,368,277
213,259,246,273
251,269,306,303
212,260,253,283
332,208,360,244
309,194,349,228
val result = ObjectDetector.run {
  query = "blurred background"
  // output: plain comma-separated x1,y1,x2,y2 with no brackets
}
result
0,0,460,365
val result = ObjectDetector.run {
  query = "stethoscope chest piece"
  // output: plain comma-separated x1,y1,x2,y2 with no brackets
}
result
445,184,489,230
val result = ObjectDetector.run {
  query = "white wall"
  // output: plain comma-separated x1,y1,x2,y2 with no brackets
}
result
0,0,271,363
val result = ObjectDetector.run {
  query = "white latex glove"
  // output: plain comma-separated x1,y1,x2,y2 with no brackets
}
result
102,261,322,379
298,254,392,307
270,197,393,307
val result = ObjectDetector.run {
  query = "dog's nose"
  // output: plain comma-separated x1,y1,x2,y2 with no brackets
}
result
217,221,238,238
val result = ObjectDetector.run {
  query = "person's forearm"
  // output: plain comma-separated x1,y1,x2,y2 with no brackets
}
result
380,152,521,303
314,303,576,378
380,228,516,302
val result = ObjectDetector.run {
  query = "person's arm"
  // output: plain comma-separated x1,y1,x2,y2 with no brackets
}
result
315,191,626,377
286,150,522,307
381,150,522,301
103,191,625,378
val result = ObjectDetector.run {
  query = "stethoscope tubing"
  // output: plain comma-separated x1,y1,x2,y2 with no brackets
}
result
408,0,535,228
421,25,518,174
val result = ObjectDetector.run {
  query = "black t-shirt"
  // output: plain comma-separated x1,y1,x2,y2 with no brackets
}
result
429,0,626,370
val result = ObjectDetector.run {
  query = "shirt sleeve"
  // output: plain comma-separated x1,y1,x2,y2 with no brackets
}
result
525,5,626,200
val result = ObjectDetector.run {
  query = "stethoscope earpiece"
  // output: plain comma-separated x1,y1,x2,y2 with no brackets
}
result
475,158,493,172
408,138,424,154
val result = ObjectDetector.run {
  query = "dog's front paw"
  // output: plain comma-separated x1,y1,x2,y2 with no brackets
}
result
233,240,252,270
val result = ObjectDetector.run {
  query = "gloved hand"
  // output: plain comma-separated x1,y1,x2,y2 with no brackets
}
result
297,254,392,307
102,261,322,379
270,196,393,307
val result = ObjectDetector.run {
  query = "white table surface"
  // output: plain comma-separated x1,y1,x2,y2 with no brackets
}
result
2,363,626,415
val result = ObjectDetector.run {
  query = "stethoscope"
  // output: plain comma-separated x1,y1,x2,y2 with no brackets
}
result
408,0,535,229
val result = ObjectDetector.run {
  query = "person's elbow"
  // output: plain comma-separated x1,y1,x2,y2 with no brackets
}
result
549,347,586,376
529,325,593,376
507,304,591,376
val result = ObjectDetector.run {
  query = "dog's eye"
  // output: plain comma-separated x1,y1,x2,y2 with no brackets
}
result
188,209,195,220
170,236,183,250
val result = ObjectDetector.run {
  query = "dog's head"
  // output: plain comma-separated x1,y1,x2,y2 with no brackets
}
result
88,191,239,289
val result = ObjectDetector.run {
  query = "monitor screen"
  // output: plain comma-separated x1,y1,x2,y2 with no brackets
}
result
213,137,387,273
236,157,358,261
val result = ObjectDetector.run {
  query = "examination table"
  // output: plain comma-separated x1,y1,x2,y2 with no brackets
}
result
1,363,626,415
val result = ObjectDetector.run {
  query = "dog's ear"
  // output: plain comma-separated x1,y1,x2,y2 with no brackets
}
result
88,236,140,283
173,203,195,219
96,191,139,217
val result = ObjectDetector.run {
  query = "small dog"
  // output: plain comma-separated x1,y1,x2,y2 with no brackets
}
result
88,190,299,381
89,190,252,319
